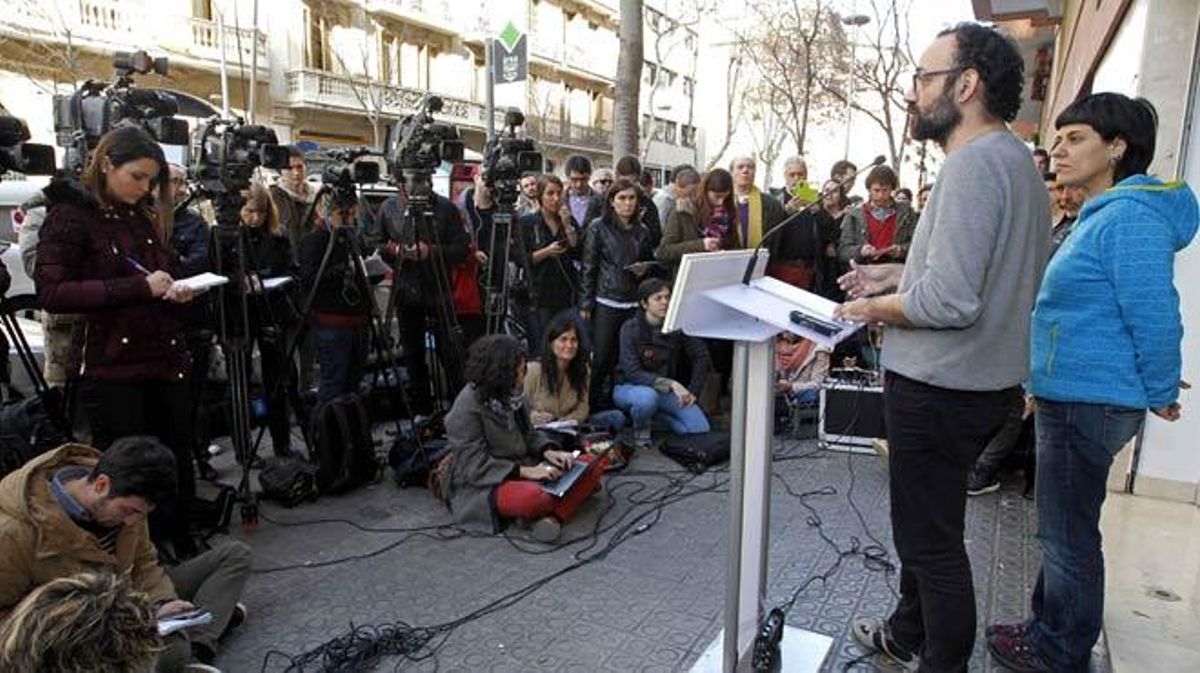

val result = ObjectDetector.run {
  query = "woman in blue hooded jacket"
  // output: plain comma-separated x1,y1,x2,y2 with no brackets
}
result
987,94,1198,673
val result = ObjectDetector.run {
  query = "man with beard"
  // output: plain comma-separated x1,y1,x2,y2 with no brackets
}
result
835,23,1049,672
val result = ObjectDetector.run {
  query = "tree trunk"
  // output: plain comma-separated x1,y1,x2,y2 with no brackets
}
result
613,0,644,161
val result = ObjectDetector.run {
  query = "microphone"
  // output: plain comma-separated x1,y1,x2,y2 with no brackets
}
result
741,155,886,285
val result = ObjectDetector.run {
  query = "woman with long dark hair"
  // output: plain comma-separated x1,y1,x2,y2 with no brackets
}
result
655,168,742,278
36,125,200,555
523,311,625,431
519,175,581,356
986,93,1197,672
579,177,656,407
443,334,605,542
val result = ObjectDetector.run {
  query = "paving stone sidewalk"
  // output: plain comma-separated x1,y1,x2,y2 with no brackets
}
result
208,437,1095,672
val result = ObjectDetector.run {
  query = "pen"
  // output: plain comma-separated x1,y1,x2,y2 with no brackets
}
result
126,256,152,275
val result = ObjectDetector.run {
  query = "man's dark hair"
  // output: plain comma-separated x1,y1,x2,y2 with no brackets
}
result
564,154,593,176
615,155,642,178
830,159,857,179
937,22,1025,123
638,277,671,304
1032,148,1049,161
896,187,913,201
89,436,177,506
640,168,655,190
284,145,305,162
865,165,899,190
464,334,526,402
1055,92,1158,182
672,165,700,186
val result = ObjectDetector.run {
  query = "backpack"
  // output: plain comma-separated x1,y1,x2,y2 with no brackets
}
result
660,431,731,473
258,456,320,508
307,394,379,494
0,389,70,480
388,437,451,488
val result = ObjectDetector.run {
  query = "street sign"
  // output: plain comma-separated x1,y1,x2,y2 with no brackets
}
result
491,22,527,84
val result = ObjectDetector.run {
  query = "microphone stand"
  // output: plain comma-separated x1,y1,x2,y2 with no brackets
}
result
740,155,886,285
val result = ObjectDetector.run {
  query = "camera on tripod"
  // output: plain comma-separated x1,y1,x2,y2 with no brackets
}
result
321,147,381,211
192,118,290,195
482,108,543,207
0,112,55,177
386,95,464,201
52,50,189,173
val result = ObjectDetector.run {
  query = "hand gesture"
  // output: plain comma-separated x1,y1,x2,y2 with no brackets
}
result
702,237,721,252
833,298,873,324
146,270,173,298
837,261,902,300
155,599,196,619
164,283,198,304
670,381,696,407
543,450,575,470
860,244,877,259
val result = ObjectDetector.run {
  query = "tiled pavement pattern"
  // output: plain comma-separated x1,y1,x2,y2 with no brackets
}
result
209,436,1107,672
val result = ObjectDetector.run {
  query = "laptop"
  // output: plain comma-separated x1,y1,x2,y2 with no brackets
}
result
540,461,589,498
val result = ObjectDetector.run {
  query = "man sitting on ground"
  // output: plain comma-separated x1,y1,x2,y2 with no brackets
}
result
0,437,251,672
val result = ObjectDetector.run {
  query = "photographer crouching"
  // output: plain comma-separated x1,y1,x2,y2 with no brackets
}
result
35,126,202,558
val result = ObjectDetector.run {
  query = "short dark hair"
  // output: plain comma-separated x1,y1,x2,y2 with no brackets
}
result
830,159,857,179
90,436,177,506
1032,148,1050,161
565,154,592,176
284,145,305,161
937,22,1025,123
865,165,898,190
464,334,526,401
638,277,671,304
1055,92,1158,182
615,155,642,178
535,174,563,205
672,165,700,186
895,187,913,201
640,168,655,189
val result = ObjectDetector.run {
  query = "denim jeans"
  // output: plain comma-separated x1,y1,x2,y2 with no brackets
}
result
1028,399,1145,672
313,324,368,403
883,373,1014,673
612,384,710,434
588,409,627,432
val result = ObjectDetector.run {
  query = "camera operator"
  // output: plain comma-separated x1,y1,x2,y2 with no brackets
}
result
233,183,299,457
299,194,372,402
35,125,201,558
366,181,469,415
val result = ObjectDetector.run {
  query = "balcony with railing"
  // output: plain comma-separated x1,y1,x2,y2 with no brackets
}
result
284,68,489,130
367,0,458,35
525,114,610,152
1,0,268,72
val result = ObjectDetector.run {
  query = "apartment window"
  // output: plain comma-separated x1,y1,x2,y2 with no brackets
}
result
662,69,676,87
193,0,215,20
681,125,696,148
642,114,652,137
682,77,695,97
643,61,657,86
305,10,330,71
664,120,677,144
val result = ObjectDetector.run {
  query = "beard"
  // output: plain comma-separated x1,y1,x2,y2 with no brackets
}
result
910,83,962,145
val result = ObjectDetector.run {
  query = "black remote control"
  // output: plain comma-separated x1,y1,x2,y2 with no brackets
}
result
789,310,842,337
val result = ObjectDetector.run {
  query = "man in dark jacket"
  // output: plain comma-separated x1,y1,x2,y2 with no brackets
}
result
268,146,318,253
365,185,469,414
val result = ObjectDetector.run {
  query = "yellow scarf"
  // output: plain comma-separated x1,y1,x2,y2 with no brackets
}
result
743,187,765,247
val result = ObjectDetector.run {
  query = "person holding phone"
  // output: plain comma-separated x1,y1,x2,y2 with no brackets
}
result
579,177,656,408
837,164,917,264
519,175,582,356
655,168,742,278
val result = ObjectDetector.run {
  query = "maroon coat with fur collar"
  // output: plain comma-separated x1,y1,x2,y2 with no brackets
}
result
35,179,189,382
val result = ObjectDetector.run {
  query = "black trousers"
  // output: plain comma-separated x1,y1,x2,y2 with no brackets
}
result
883,373,1014,672
82,378,196,555
253,330,295,456
588,304,635,409
399,303,463,415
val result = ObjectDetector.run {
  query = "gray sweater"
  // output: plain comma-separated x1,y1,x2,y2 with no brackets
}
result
882,130,1049,391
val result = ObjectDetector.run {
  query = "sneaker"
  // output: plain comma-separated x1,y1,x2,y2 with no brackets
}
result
851,618,919,671
529,516,561,542
985,621,1029,639
987,631,1051,672
967,467,1001,496
221,602,247,639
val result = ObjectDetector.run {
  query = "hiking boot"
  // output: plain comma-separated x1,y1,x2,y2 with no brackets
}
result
967,466,1001,496
851,618,919,671
987,631,1051,672
529,516,561,542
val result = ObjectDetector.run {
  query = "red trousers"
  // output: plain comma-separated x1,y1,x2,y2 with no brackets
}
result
494,454,604,522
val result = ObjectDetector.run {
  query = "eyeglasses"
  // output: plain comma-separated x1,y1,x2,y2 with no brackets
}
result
912,66,964,90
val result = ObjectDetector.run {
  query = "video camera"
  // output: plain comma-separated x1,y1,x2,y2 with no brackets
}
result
386,95,464,201
0,113,55,177
192,117,290,196
321,147,381,211
482,108,542,207
52,50,188,173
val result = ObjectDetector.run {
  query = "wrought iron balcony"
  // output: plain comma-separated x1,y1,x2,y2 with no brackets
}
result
525,114,611,152
284,68,489,130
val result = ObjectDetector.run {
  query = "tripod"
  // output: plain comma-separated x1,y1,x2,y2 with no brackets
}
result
482,198,538,342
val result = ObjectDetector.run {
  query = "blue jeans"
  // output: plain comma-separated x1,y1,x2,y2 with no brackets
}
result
313,324,368,403
1028,399,1145,671
588,409,627,432
612,384,710,434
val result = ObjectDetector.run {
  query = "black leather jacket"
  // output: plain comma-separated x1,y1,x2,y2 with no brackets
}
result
579,216,654,312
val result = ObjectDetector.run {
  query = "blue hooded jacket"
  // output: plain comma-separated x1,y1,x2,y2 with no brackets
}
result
1030,175,1198,408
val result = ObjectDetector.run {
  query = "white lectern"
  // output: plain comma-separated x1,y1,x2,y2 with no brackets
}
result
666,250,859,673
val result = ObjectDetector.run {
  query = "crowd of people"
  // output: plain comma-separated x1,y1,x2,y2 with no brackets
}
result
0,18,1195,673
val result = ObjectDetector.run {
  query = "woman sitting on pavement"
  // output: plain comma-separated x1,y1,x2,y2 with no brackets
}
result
445,334,605,542
523,311,626,432
614,278,712,444
774,332,831,406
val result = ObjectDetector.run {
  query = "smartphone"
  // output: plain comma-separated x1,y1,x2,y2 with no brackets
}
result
791,182,820,203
